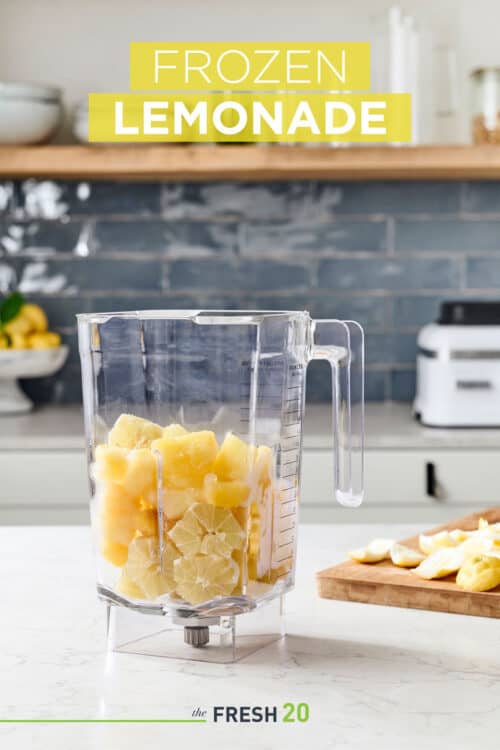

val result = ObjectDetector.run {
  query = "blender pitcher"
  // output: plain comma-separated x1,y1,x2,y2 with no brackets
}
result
78,310,364,663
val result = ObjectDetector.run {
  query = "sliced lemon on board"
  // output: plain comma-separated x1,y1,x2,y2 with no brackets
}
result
390,543,425,568
349,538,395,563
413,546,465,580
122,536,178,600
173,553,239,604
418,529,470,555
456,554,500,592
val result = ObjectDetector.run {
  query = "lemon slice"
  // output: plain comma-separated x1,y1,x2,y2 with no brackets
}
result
192,503,245,557
123,536,178,600
456,554,500,592
168,510,204,556
349,538,394,563
173,554,239,604
413,546,465,580
390,543,425,568
169,503,245,558
418,529,471,555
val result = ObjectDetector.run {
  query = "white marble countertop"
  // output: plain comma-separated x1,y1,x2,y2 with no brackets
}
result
2,523,500,750
1,403,500,451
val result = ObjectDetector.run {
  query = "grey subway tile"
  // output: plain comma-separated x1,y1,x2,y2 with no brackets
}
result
319,181,462,215
390,369,416,402
14,257,162,293
318,257,460,291
0,220,83,256
94,220,237,255
168,258,311,292
163,182,291,221
395,217,500,252
58,181,161,216
462,182,500,213
27,295,92,328
392,296,445,328
366,333,417,366
242,219,387,255
466,258,500,288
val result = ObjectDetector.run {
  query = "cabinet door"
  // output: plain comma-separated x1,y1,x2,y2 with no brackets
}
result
301,450,500,506
0,452,88,506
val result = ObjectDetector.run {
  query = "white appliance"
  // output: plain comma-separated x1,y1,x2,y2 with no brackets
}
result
414,302,500,427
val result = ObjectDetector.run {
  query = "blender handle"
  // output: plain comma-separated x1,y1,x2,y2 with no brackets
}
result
310,319,364,508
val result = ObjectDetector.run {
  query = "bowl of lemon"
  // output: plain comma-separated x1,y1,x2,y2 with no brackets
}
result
0,292,68,414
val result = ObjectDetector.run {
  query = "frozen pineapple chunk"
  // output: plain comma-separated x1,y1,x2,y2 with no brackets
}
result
253,445,273,487
456,554,500,592
101,539,129,567
108,414,163,450
122,448,157,498
151,430,218,489
116,572,144,599
95,445,128,483
162,487,204,520
213,433,251,481
101,483,141,547
163,423,188,438
204,473,250,508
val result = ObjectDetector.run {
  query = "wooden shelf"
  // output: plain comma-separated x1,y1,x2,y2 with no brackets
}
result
1,144,500,181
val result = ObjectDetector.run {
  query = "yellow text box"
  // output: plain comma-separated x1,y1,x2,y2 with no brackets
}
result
130,42,370,91
89,93,411,143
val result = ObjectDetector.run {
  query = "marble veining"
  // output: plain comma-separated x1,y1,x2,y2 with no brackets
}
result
1,523,500,750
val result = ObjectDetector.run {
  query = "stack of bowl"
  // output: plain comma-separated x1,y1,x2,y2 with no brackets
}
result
0,82,62,144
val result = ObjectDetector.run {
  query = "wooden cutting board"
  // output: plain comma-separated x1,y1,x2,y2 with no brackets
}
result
317,507,500,619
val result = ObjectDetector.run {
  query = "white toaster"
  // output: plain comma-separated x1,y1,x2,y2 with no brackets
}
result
414,301,500,427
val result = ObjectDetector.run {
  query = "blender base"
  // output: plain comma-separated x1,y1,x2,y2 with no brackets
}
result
106,595,285,664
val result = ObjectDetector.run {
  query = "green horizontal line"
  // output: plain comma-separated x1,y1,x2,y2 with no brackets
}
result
0,719,207,724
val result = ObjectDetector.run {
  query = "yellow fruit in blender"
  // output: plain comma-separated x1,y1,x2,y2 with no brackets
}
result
101,539,129,567
173,553,239,604
162,486,204,520
169,503,245,558
21,303,48,332
204,473,250,508
122,448,157,497
116,572,144,599
162,423,188,438
100,483,141,547
108,414,163,450
253,445,273,487
95,445,128,483
151,430,218,489
213,433,251,481
123,536,178,600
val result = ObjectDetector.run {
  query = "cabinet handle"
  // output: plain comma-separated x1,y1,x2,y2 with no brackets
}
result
426,462,441,500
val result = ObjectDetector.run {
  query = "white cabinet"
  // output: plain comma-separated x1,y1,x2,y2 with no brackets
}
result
300,449,500,523
0,451,89,524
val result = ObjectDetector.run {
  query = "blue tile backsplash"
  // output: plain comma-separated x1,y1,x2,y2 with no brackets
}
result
1,178,500,405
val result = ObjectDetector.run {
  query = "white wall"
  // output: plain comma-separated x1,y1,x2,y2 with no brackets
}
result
0,0,497,142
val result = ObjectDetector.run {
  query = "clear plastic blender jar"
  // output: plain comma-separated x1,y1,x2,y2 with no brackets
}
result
78,310,364,662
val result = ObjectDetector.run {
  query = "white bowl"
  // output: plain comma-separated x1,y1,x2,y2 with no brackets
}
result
0,82,63,145
0,346,69,414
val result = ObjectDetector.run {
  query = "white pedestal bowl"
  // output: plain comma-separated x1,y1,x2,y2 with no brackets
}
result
0,346,69,414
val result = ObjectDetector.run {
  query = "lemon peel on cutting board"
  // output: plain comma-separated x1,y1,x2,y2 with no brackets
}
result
349,538,395,563
456,553,500,592
390,543,425,568
413,546,466,580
